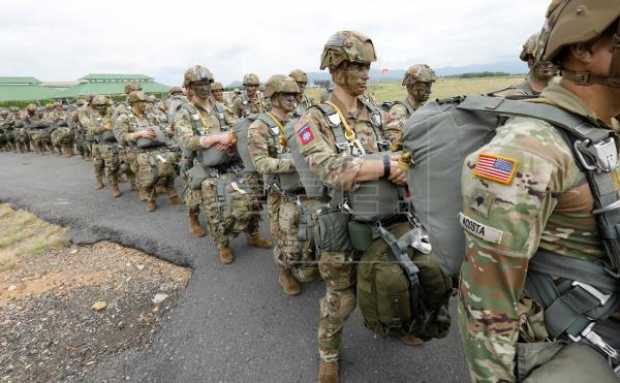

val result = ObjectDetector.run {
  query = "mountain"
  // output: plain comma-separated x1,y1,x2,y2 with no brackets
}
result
307,60,528,84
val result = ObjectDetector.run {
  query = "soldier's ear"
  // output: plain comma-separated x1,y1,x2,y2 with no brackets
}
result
569,43,594,64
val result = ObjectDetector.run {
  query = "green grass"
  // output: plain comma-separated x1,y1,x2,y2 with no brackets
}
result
307,75,524,104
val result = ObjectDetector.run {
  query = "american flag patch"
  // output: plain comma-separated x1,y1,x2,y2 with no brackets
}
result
298,125,315,145
473,154,517,185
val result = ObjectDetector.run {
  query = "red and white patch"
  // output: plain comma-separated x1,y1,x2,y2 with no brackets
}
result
298,125,315,145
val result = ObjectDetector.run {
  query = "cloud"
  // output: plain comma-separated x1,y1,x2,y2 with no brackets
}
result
1,0,549,85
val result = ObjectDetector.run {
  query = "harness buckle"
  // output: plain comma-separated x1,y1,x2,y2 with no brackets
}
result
574,138,618,173
571,281,612,306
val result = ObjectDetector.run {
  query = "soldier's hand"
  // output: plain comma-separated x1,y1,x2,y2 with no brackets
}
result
141,128,157,140
388,160,407,185
218,132,236,146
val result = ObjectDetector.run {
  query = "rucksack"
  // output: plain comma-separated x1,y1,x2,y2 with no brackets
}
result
402,95,620,276
357,221,452,339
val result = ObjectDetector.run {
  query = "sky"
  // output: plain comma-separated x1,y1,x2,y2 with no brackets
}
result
2,0,550,86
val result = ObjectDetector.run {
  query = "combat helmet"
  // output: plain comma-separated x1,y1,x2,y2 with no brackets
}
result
520,33,541,62
211,82,224,91
402,64,437,86
168,86,184,96
124,81,142,94
320,31,377,70
288,69,308,84
91,95,110,106
26,103,37,113
263,75,300,98
242,73,260,86
541,0,620,86
9,106,19,113
127,91,153,104
183,65,214,87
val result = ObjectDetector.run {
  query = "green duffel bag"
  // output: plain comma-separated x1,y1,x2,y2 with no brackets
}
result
357,222,452,339
196,146,234,167
100,130,116,143
346,180,403,223
187,164,210,190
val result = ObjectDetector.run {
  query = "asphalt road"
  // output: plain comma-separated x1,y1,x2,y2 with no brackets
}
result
0,151,469,383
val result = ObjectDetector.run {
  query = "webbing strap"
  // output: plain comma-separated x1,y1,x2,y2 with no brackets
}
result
314,103,349,151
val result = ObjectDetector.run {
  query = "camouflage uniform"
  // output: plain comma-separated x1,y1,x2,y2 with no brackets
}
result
88,96,122,196
384,64,436,148
295,91,385,362
459,82,620,382
248,75,319,294
47,104,73,156
24,105,51,153
114,92,179,211
231,73,269,118
72,100,94,159
289,69,315,118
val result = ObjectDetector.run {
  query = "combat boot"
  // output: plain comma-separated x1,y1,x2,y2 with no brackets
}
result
278,267,301,296
218,245,234,264
168,191,182,205
189,210,206,237
400,334,424,347
62,145,74,157
146,199,157,212
111,184,121,198
247,233,272,249
95,176,105,190
318,361,339,383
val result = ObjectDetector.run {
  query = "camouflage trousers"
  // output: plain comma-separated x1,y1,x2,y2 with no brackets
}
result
244,171,265,237
93,143,121,182
318,250,356,363
29,130,53,153
200,173,256,247
14,130,31,152
51,128,74,154
133,149,178,201
268,192,318,282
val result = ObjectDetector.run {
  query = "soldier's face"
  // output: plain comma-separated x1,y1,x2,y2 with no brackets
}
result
335,62,370,97
274,93,297,113
246,84,258,97
94,105,107,114
408,81,432,102
191,81,211,99
533,61,557,81
296,81,307,93
212,89,224,102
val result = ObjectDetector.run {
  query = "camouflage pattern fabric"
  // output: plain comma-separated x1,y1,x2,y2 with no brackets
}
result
174,99,255,245
50,127,74,154
278,196,319,282
293,94,315,119
114,108,176,200
231,92,269,118
293,93,385,362
458,81,620,382
88,110,119,182
384,97,423,149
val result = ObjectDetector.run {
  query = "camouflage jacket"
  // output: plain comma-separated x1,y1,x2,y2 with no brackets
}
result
173,99,237,153
231,92,268,118
247,112,294,175
458,81,620,382
86,109,113,139
292,94,315,119
292,93,385,192
384,96,424,148
44,110,68,125
113,108,160,149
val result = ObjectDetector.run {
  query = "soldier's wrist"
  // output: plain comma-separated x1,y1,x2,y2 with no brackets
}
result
382,153,391,179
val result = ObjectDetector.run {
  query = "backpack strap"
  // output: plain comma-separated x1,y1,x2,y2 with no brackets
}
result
213,102,228,130
460,95,620,363
393,100,415,117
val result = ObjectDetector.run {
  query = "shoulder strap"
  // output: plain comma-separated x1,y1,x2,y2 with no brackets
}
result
393,100,414,117
178,102,202,136
313,103,349,151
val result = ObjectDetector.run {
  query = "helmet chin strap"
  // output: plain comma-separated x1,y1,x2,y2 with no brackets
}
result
563,22,620,88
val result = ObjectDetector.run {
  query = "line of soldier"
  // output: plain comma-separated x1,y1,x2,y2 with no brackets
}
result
3,4,618,381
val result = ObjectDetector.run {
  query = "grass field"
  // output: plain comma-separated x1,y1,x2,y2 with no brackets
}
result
307,75,524,104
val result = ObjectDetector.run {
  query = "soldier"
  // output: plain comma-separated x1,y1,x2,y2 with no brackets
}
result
384,64,436,149
5,107,19,152
163,86,188,138
459,2,620,382
47,101,74,156
231,73,268,118
247,75,318,295
113,91,181,211
289,69,314,118
517,32,558,95
292,31,414,382
88,95,122,198
211,81,225,104
174,65,270,263
24,103,51,153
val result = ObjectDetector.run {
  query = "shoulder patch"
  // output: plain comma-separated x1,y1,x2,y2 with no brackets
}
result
473,153,517,185
298,124,315,145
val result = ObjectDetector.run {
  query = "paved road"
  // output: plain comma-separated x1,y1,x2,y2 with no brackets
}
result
0,151,468,383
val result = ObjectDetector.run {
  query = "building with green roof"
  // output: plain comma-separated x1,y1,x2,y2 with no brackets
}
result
56,74,169,99
0,74,170,103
